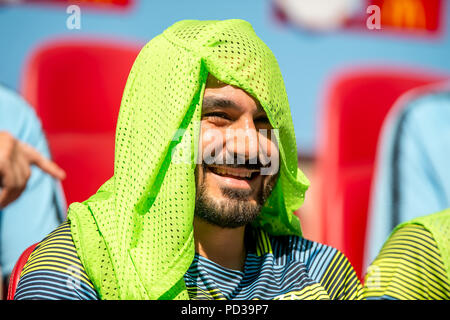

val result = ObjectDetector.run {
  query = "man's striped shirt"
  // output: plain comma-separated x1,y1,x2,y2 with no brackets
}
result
15,221,362,300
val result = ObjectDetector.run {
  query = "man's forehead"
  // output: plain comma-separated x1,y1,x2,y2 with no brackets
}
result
204,74,265,113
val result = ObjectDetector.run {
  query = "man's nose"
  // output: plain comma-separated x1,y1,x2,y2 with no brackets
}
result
225,116,259,164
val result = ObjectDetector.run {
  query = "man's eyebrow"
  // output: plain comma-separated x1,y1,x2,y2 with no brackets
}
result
202,96,242,112
202,96,265,114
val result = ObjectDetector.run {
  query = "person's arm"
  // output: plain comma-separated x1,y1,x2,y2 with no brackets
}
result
0,131,65,208
363,224,450,300
0,87,67,281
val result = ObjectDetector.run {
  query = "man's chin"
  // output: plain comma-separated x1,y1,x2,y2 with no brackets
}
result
219,187,257,202
194,191,262,229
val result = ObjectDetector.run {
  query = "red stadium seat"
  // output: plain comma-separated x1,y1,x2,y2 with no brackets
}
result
315,67,447,279
20,38,142,206
7,243,39,300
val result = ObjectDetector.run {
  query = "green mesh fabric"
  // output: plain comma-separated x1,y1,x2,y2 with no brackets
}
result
394,208,450,284
67,19,310,300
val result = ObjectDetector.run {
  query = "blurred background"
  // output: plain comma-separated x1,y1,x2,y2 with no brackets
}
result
1,0,450,293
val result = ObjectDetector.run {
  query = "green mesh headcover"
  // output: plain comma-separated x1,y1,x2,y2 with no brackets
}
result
67,19,309,300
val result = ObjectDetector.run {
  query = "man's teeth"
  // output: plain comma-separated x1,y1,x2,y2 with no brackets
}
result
213,167,253,178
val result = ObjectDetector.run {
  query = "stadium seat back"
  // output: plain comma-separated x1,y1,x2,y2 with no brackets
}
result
315,67,447,278
21,38,142,205
7,243,39,300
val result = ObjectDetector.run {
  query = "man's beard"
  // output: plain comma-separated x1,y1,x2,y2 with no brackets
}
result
194,164,277,228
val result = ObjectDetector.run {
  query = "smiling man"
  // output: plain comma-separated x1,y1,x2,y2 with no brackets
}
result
193,74,280,274
15,19,362,300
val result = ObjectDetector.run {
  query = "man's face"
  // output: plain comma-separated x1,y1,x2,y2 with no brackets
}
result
195,75,279,228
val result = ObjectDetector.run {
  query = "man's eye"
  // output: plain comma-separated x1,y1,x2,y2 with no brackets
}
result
255,116,269,123
203,112,232,121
